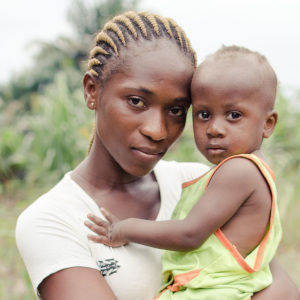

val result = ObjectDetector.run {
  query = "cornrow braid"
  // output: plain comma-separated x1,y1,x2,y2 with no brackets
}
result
95,32,119,55
112,15,137,38
103,23,126,46
166,18,183,48
87,58,101,72
154,14,173,38
86,126,96,157
125,11,148,37
142,12,160,35
87,11,196,79
86,11,197,155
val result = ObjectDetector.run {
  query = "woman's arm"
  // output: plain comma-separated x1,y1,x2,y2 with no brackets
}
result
39,267,117,300
252,259,300,300
15,191,118,300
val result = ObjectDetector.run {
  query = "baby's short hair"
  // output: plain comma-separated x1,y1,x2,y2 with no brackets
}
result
200,45,278,110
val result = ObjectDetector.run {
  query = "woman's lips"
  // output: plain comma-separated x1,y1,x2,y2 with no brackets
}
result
132,147,164,162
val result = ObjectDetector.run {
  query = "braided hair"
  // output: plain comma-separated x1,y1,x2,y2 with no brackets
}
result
86,11,197,154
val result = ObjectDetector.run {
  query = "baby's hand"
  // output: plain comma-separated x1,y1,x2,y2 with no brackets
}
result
84,208,128,247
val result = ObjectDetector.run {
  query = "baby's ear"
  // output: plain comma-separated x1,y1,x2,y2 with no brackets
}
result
263,110,278,138
83,72,99,110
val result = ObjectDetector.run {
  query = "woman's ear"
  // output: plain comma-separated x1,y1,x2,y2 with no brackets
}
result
83,72,99,110
263,110,278,138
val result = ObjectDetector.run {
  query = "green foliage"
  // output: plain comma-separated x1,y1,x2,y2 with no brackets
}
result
0,128,26,183
263,90,300,215
67,0,138,38
0,70,92,191
263,89,300,287
23,71,93,185
0,98,27,193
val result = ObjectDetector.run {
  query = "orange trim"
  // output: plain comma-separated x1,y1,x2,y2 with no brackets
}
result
204,154,274,188
215,229,256,273
155,287,252,300
166,269,201,292
258,159,275,181
209,154,276,272
182,170,210,189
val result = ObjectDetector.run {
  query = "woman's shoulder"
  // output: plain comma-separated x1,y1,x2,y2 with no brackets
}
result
16,171,98,234
17,172,74,216
155,160,210,182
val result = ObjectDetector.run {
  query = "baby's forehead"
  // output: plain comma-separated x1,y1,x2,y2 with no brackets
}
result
194,56,262,88
193,59,270,100
199,53,261,73
199,56,277,99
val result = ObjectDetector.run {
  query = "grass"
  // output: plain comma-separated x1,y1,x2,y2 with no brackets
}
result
0,198,35,299
0,183,52,300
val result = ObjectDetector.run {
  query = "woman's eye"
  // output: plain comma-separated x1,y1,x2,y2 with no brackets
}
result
169,107,186,117
227,111,242,120
198,111,211,120
128,97,145,108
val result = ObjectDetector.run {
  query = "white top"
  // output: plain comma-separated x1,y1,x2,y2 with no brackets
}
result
15,160,209,299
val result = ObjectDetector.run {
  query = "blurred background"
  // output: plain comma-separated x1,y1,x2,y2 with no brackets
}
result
1,0,299,298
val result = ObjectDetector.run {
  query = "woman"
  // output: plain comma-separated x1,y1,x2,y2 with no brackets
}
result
16,11,299,300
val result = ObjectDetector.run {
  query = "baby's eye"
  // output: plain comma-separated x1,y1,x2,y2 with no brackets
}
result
128,97,145,108
198,111,211,120
169,107,186,117
227,111,242,120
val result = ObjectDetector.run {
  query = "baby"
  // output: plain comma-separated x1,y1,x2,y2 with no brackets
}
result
85,45,282,300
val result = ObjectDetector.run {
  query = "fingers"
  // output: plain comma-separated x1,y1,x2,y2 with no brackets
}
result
87,234,112,246
84,218,112,246
85,212,127,248
84,219,108,235
87,213,109,226
100,207,118,224
85,213,111,238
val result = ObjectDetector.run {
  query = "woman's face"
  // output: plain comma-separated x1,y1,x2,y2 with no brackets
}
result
92,43,194,177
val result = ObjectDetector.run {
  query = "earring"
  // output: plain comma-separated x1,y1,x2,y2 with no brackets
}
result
91,102,95,107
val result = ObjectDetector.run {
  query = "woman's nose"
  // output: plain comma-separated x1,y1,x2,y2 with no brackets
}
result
140,110,167,141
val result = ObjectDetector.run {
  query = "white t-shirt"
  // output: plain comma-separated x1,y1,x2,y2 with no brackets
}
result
15,160,209,299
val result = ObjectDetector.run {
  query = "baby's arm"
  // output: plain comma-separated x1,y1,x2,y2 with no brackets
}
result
86,208,204,251
85,158,263,251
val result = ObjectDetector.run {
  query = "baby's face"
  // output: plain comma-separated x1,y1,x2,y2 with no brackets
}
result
191,57,269,165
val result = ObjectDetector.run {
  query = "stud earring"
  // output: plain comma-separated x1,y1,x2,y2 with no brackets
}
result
91,102,95,107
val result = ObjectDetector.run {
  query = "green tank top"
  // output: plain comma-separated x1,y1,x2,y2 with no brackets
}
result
156,154,282,300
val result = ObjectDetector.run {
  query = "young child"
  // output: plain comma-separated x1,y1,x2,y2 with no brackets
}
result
85,45,282,300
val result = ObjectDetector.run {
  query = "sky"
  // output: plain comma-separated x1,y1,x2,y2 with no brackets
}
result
1,0,300,90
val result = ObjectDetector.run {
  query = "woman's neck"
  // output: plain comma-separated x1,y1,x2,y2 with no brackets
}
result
72,154,144,190
71,155,160,220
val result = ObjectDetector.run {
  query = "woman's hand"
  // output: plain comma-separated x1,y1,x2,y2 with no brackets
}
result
85,208,128,247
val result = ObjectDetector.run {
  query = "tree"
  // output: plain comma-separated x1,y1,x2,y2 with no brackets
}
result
0,0,138,109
